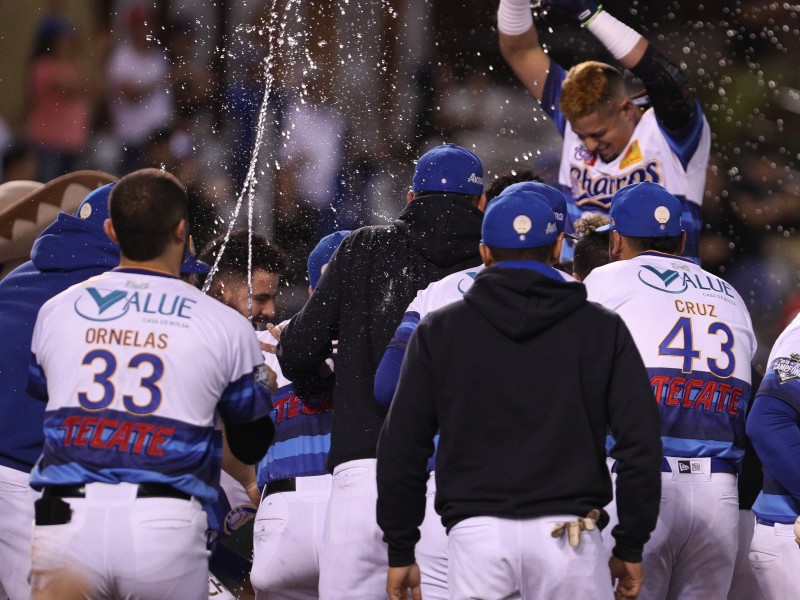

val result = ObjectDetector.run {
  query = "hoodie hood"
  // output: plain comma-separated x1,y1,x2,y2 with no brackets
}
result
463,265,586,341
395,194,483,268
31,212,119,272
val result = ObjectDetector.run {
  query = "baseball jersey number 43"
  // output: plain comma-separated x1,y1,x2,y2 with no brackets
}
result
659,317,735,377
78,349,165,415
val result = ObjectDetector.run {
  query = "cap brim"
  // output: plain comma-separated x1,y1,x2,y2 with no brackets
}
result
594,224,612,233
180,258,211,274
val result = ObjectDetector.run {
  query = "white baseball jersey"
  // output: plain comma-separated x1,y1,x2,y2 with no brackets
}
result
28,268,270,503
585,252,756,466
540,62,711,262
585,252,756,599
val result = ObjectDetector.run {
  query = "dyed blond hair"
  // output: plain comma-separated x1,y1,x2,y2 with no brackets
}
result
559,61,627,122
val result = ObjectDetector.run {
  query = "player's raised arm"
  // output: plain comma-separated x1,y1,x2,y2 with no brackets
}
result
497,0,552,103
549,0,700,139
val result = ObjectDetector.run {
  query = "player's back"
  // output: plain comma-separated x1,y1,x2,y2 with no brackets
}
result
29,267,266,502
585,252,756,469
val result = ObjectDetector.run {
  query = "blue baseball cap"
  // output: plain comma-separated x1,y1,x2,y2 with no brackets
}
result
76,182,114,228
308,230,350,290
181,236,211,275
596,182,683,237
498,181,567,233
481,190,559,249
413,144,483,196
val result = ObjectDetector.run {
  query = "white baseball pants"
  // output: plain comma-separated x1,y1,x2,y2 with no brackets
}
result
727,511,763,600
250,474,331,599
417,472,448,600
0,464,39,600
30,482,209,600
749,521,800,600
638,470,739,600
318,459,387,600
447,515,614,600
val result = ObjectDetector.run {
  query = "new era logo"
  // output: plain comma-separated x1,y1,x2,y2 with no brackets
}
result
677,460,691,473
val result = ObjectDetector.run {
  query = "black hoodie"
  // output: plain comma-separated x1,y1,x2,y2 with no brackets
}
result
278,193,484,471
376,263,662,567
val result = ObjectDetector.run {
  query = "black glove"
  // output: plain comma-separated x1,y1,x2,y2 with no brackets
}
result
544,0,603,26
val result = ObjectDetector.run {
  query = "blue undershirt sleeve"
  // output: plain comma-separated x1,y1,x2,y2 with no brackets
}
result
374,311,420,407
747,393,800,501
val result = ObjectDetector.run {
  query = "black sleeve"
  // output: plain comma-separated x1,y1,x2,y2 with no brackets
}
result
276,237,346,395
376,320,439,568
225,415,275,465
606,317,663,563
630,44,697,134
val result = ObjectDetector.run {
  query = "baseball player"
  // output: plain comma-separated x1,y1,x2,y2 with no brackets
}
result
497,0,710,262
197,230,288,598
377,189,662,600
26,169,274,600
570,213,610,281
584,182,757,599
373,180,571,599
0,181,118,600
250,230,347,599
746,319,800,598
278,144,485,599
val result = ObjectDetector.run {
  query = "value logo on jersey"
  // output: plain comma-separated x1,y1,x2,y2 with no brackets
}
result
638,267,735,298
74,287,196,322
772,354,800,384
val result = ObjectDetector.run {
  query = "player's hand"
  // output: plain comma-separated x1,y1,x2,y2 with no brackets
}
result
609,557,643,599
386,564,422,600
543,0,602,26
794,515,800,547
259,323,286,354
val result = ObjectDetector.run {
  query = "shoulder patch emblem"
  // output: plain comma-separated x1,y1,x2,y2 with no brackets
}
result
772,353,800,384
620,140,643,169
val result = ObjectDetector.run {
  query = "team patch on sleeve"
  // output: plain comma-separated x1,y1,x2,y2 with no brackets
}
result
771,354,800,384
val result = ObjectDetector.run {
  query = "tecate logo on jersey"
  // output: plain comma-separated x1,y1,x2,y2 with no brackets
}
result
74,287,196,322
637,266,735,298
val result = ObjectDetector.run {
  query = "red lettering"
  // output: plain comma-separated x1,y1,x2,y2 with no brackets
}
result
107,421,134,452
694,381,716,410
73,417,98,446
61,416,82,445
288,394,303,419
716,383,732,413
146,427,175,456
131,423,156,454
728,387,743,415
683,379,701,407
666,378,686,406
272,397,287,423
651,375,671,404
90,418,119,449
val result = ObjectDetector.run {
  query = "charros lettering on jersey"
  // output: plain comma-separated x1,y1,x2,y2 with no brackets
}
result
772,353,800,384
569,159,663,209
74,286,196,322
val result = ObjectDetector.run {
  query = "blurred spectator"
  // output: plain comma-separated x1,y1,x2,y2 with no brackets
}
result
141,126,221,251
1,140,37,184
106,4,172,172
278,71,346,218
272,165,322,286
26,15,92,182
165,18,216,131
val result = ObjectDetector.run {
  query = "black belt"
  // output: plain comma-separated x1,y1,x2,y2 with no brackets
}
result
263,478,296,498
42,482,190,501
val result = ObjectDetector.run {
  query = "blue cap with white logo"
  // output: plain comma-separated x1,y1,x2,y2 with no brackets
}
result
481,190,559,249
498,181,567,233
308,230,350,290
413,144,484,196
596,182,683,237
76,183,115,228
